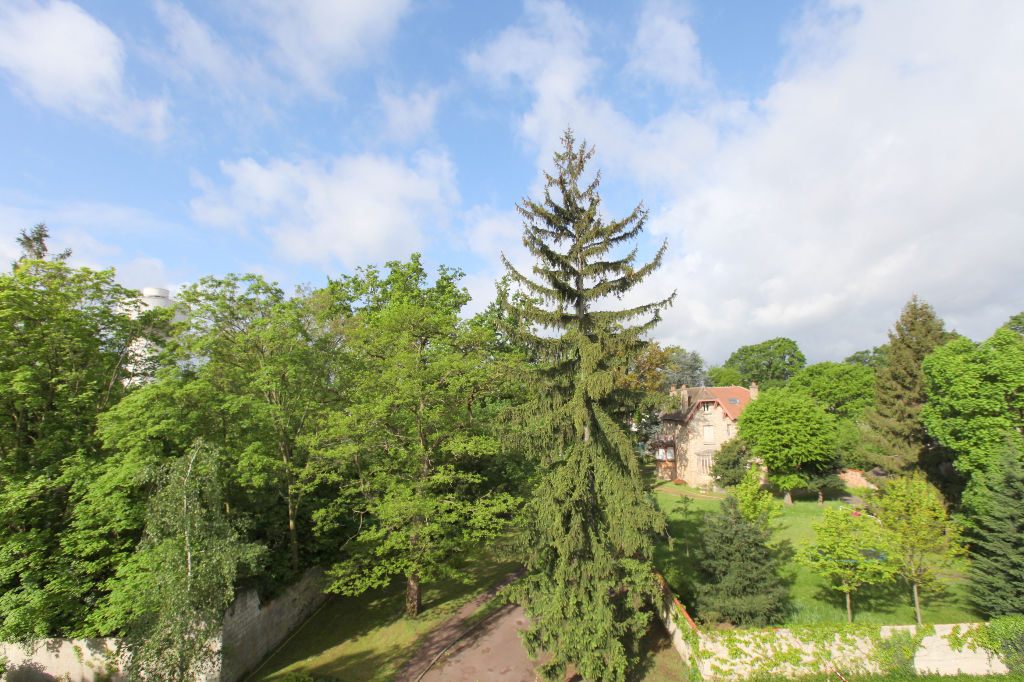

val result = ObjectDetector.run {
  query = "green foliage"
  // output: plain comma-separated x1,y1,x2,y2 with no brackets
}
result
871,627,927,678
872,473,966,625
963,442,1024,617
723,337,806,389
707,365,743,386
866,296,952,474
711,437,751,487
844,345,889,369
921,323,1024,492
790,362,875,420
694,497,788,627
500,130,672,682
661,346,707,389
799,508,895,622
738,388,838,499
96,442,263,681
310,256,518,618
0,252,164,639
732,468,781,530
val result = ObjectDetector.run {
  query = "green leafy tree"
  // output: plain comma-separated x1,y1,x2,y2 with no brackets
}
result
0,244,163,639
789,362,875,420
872,473,966,625
732,468,781,530
921,322,1024,492
662,346,707,389
865,296,952,474
94,442,262,681
800,507,895,622
738,388,838,504
310,257,518,618
500,131,672,682
711,437,751,487
844,345,889,369
694,496,788,627
723,337,806,389
964,441,1024,617
707,365,744,386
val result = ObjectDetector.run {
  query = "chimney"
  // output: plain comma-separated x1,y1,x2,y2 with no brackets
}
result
680,385,689,412
750,382,759,400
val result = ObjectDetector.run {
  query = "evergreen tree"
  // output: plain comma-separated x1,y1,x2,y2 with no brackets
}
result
866,296,952,473
695,496,788,627
501,130,673,682
966,442,1024,617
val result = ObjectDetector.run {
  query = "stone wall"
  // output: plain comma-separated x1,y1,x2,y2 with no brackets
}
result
0,568,328,682
0,639,122,681
218,567,328,682
656,582,1009,679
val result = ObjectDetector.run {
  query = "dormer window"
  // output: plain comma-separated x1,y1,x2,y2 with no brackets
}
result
702,402,712,413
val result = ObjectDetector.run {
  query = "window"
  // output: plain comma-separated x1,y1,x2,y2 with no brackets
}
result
727,424,734,438
703,425,714,443
667,446,675,461
728,398,740,404
656,447,666,461
702,402,712,413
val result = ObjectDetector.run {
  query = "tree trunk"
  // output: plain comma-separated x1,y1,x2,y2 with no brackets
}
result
286,492,299,573
406,572,421,618
784,490,793,505
818,489,824,505
913,582,922,626
846,591,853,623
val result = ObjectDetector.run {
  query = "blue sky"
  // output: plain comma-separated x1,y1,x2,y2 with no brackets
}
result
1,0,1022,364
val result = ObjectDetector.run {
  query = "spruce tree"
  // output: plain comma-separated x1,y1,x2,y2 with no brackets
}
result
866,296,952,473
967,443,1024,617
502,130,673,682
695,496,788,627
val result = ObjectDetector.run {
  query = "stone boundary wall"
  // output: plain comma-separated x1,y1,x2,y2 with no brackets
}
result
0,639,122,681
0,568,328,682
656,582,1008,679
218,567,328,682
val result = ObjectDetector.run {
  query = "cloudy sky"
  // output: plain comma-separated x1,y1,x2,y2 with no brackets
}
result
1,0,1021,363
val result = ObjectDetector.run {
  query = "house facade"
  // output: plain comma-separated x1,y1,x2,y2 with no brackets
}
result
651,383,758,486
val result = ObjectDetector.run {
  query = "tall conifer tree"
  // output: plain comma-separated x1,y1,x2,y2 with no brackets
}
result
866,296,952,473
502,131,673,681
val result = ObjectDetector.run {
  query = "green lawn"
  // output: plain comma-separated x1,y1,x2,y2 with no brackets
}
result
248,539,521,681
651,481,980,627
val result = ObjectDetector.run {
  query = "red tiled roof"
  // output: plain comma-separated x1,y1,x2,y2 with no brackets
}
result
663,385,754,422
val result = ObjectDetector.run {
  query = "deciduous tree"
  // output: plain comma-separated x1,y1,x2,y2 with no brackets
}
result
872,473,966,625
800,507,894,622
738,389,837,504
501,131,672,681
311,257,518,618
723,337,806,389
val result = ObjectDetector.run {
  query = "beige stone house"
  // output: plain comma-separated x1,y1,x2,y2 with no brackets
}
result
650,383,758,486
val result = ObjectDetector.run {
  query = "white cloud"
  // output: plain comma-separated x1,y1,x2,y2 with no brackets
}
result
379,86,441,142
153,0,270,98
191,151,459,267
0,0,168,140
643,0,1024,361
244,0,410,95
469,0,1024,362
628,0,708,92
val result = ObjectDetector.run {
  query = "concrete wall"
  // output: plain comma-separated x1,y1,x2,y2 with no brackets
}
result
656,583,1008,680
0,639,122,681
0,568,328,682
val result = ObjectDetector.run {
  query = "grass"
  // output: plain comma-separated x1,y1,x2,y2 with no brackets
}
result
248,538,521,681
650,480,980,627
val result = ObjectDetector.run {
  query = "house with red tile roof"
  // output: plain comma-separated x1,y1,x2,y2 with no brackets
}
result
650,383,758,486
